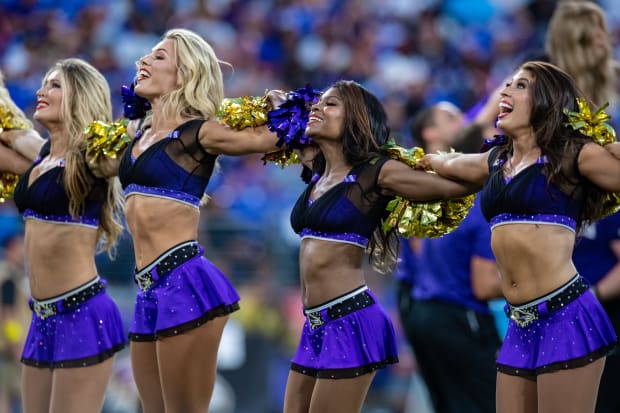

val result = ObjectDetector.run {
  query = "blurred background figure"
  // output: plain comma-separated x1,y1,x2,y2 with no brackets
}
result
573,212,620,413
0,232,28,413
546,1,619,117
397,102,503,413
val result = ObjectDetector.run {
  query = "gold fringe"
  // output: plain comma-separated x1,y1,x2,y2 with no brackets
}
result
381,140,475,238
84,118,130,162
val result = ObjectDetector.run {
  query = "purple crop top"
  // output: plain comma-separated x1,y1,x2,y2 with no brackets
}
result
118,119,217,208
290,156,392,248
13,141,105,229
479,147,583,232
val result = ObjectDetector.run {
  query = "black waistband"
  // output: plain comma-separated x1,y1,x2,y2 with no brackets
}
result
134,241,201,292
506,275,589,327
30,278,105,320
304,289,375,330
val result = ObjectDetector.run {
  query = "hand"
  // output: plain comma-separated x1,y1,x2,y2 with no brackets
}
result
416,154,434,171
604,142,620,160
266,89,287,110
294,145,320,169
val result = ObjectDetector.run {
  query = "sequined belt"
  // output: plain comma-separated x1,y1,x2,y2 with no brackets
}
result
29,276,105,320
134,241,201,292
303,285,374,330
505,274,589,328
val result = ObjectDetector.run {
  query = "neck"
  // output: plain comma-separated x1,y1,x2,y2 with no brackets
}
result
47,129,69,158
319,143,351,177
149,103,186,132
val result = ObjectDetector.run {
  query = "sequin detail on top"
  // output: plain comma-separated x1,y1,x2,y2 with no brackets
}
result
118,119,217,207
124,183,201,208
291,156,392,248
480,147,582,228
300,228,369,248
13,140,105,228
490,213,577,232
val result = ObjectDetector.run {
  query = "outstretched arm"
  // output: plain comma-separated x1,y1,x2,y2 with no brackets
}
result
199,89,288,156
0,142,31,174
378,159,481,201
578,142,620,192
0,129,45,162
199,121,279,156
421,151,490,184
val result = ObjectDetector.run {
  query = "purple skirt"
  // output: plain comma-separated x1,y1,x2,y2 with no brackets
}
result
21,283,126,368
129,245,240,341
291,288,399,379
497,287,617,377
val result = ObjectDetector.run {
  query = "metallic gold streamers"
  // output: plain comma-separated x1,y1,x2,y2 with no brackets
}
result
261,149,300,168
380,140,475,238
0,172,19,202
563,98,620,217
564,98,617,145
216,95,269,130
84,118,130,162
0,105,31,200
0,105,30,133
602,193,620,218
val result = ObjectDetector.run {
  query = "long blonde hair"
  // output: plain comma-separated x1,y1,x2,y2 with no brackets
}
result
158,28,225,122
0,71,33,129
546,1,617,108
49,58,124,253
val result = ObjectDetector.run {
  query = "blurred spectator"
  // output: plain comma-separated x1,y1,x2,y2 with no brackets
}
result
0,233,28,413
573,212,620,413
397,102,502,413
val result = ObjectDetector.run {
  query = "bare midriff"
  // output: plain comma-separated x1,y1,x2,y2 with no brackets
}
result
25,220,99,299
126,194,200,269
490,223,578,305
299,238,367,308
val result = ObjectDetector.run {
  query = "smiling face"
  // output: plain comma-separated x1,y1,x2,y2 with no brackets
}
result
305,87,345,142
496,68,535,137
134,38,178,100
34,69,63,128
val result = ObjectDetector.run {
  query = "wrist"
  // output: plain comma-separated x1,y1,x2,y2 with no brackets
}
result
590,285,602,301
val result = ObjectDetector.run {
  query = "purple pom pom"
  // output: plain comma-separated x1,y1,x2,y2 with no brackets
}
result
121,82,151,120
480,134,508,153
267,84,321,149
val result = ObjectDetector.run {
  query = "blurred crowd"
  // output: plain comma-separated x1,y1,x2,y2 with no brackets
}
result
0,0,619,412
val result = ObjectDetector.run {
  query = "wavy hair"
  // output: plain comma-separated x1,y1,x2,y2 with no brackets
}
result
49,58,124,254
312,80,397,272
509,61,609,230
546,1,617,108
158,28,225,123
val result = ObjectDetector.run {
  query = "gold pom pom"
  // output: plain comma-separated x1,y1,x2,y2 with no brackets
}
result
261,149,300,169
381,140,475,238
85,118,130,162
216,95,269,130
564,98,617,145
0,172,19,202
0,105,30,132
